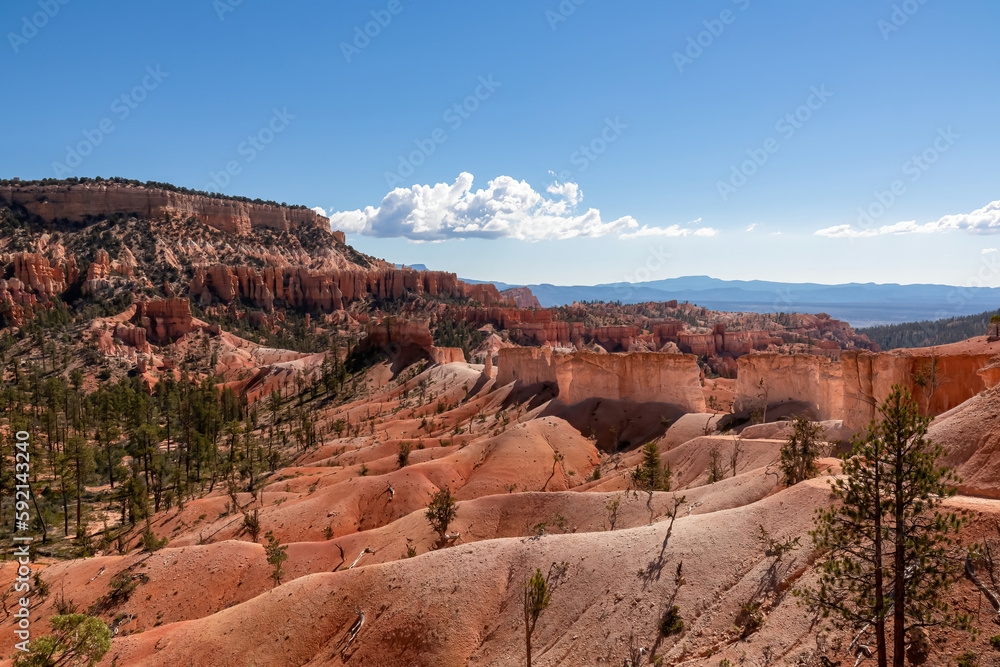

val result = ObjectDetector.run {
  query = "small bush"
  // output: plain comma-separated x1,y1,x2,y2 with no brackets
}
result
141,529,168,552
397,442,411,468
426,486,458,546
736,600,764,638
108,572,138,603
33,572,50,598
242,509,261,542
659,605,684,636
991,635,1000,650
264,531,288,588
956,651,978,667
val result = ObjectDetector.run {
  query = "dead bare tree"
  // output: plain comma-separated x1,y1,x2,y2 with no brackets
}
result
623,633,646,666
338,608,365,658
730,434,745,477
349,547,376,569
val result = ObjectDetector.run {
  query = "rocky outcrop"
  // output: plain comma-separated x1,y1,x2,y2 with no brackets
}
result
0,183,331,235
675,324,780,358
734,353,845,422
740,419,853,443
0,253,80,323
359,319,467,366
84,249,134,293
113,323,150,353
497,348,706,412
133,298,195,342
734,339,1000,432
841,346,997,431
0,279,32,325
363,319,435,352
12,252,73,297
500,287,542,309
430,347,467,365
191,264,511,312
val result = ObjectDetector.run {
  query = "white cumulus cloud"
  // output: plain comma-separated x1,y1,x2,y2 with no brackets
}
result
816,200,1000,238
746,223,757,232
326,173,718,242
983,248,998,255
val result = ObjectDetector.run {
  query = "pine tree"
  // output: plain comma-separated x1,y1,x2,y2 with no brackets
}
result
14,614,111,667
779,417,824,486
523,568,551,667
797,386,968,667
631,442,671,523
426,486,458,547
265,531,288,588
64,434,95,538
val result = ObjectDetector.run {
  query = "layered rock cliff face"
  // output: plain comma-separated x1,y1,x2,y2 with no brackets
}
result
0,252,80,324
12,252,77,295
733,353,845,421
735,339,1000,431
189,265,511,312
0,183,330,235
841,347,997,430
360,318,469,366
500,287,542,309
497,347,706,412
441,308,782,360
134,298,195,342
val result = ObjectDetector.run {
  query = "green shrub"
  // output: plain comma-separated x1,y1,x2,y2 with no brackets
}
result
659,605,684,636
957,651,978,667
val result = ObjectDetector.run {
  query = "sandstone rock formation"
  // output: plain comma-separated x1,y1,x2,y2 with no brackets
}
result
734,338,1000,431
133,298,195,342
0,278,35,325
83,249,134,293
733,353,845,422
500,286,542,308
497,347,706,412
12,252,73,296
190,264,511,312
0,182,330,235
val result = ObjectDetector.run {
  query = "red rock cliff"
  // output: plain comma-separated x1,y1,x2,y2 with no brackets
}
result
0,183,331,235
734,338,1000,432
497,347,706,412
190,264,511,311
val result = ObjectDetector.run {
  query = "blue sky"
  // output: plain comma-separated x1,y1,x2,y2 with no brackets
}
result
2,0,998,287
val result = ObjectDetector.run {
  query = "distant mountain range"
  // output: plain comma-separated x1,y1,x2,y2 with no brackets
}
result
460,275,1000,328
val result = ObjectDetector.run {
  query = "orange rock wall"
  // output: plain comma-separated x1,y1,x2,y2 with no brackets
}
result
736,348,998,431
733,353,845,421
497,348,707,412
134,298,195,342
191,265,511,312
0,183,330,235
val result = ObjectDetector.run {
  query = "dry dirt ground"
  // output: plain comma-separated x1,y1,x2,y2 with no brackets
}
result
4,361,1000,666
